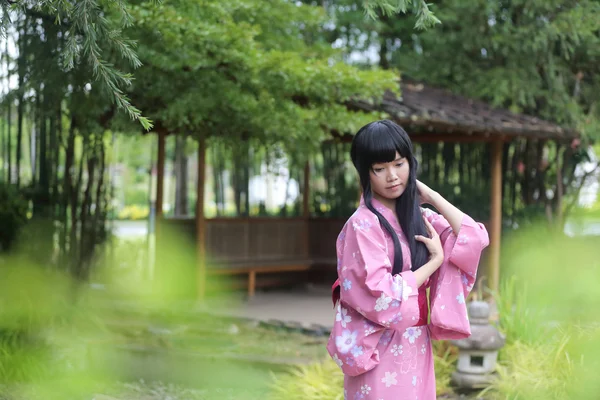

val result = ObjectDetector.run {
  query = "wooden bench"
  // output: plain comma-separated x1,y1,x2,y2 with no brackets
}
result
209,262,313,297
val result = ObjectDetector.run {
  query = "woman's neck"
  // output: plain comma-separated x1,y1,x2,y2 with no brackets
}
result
372,193,397,219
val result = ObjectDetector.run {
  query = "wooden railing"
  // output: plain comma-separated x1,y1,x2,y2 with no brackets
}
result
161,217,344,295
162,217,344,266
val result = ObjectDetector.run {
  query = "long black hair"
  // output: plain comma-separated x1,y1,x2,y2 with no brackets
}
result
350,120,430,275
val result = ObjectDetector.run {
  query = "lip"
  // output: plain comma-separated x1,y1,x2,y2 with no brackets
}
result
387,183,402,190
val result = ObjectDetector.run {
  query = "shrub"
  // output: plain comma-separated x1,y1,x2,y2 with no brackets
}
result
480,332,578,400
117,204,149,220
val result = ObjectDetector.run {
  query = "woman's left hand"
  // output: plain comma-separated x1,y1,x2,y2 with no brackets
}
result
416,180,436,205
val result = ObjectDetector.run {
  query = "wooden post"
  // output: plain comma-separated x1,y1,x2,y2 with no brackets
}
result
303,161,310,218
151,132,167,283
196,137,207,299
489,139,503,294
303,161,311,260
248,270,256,298
156,132,166,218
555,144,564,226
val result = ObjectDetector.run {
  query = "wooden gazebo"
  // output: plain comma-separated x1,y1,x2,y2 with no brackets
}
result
153,81,577,298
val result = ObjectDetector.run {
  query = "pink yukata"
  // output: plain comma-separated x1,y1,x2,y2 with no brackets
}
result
327,196,489,400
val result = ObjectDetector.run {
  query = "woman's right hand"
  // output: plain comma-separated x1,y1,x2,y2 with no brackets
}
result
415,218,444,267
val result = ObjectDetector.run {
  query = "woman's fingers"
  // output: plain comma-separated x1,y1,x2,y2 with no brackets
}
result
415,235,436,255
414,235,430,244
423,217,437,238
415,235,432,248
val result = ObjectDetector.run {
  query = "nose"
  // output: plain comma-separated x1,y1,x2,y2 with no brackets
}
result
386,169,398,182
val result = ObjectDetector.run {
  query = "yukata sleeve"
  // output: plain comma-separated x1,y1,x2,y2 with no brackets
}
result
338,217,420,331
422,208,490,340
421,207,490,289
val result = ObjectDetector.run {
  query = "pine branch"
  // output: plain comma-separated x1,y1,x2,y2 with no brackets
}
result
10,0,153,130
107,30,142,68
62,0,152,129
363,0,406,19
114,0,133,27
413,0,440,30
362,0,440,29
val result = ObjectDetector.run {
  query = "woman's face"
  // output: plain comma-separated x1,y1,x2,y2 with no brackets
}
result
369,152,410,206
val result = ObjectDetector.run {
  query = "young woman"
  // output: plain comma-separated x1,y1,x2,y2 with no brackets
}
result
327,120,489,399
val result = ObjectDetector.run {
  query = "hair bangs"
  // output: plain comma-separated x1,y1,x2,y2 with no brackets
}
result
363,132,397,167
357,121,411,169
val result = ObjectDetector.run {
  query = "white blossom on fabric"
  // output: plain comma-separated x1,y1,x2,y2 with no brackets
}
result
381,371,398,388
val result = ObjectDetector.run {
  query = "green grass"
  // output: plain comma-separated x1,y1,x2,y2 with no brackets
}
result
98,307,329,362
0,303,327,400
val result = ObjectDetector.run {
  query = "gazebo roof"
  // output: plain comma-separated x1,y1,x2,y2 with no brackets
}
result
349,81,577,141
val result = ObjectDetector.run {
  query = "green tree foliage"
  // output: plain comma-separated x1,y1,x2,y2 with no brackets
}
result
123,0,399,151
2,0,432,130
315,0,600,224
323,0,600,141
398,0,600,138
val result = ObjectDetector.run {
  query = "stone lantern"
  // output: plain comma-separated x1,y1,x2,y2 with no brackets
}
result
451,300,506,389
